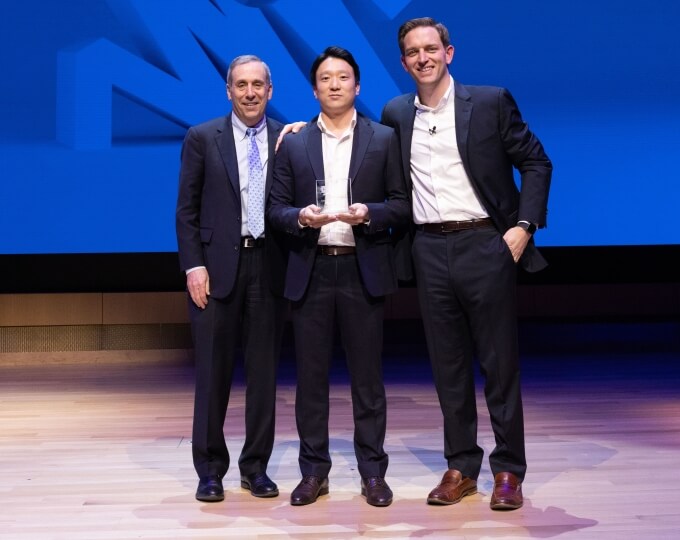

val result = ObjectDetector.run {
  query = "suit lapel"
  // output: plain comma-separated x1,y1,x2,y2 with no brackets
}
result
265,119,281,196
216,115,240,199
454,81,474,180
348,114,373,185
303,123,325,181
399,95,416,185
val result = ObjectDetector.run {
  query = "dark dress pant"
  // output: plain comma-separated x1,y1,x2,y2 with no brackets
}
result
412,227,526,481
291,253,388,479
190,247,286,479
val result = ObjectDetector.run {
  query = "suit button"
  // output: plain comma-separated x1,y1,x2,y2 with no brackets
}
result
234,245,239,251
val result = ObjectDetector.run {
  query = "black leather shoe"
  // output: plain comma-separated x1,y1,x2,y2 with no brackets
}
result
196,475,224,502
290,475,329,506
361,477,393,507
240,472,279,498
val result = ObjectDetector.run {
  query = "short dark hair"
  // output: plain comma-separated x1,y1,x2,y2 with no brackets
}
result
397,17,451,55
309,46,360,86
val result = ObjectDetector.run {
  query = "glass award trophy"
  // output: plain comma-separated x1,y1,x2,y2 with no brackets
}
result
316,177,351,214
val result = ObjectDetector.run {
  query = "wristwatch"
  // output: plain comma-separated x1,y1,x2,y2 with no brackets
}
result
517,221,537,235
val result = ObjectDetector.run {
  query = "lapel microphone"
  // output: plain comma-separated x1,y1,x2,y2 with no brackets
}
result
429,126,437,135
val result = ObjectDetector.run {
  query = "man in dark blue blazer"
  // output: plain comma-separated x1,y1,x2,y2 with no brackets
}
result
381,18,552,510
268,46,410,507
176,55,287,502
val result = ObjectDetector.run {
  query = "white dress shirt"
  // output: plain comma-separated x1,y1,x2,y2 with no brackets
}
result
410,76,488,224
316,111,356,247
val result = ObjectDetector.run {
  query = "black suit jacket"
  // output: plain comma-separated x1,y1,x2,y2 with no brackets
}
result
381,81,552,274
176,114,286,297
267,113,410,301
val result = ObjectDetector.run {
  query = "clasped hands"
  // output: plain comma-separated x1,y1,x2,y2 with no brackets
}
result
299,203,369,228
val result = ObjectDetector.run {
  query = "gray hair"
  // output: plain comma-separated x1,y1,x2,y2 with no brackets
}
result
226,55,272,86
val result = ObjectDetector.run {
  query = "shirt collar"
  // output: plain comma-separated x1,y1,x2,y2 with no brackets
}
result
232,113,267,141
414,75,455,112
317,109,357,138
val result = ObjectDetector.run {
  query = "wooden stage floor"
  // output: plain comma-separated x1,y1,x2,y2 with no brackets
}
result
1,321,679,539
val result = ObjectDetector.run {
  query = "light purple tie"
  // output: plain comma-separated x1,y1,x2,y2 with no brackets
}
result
246,127,264,239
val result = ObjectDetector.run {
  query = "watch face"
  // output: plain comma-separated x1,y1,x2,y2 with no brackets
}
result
520,222,536,234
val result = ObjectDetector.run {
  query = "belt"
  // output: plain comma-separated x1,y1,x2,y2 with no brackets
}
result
417,218,494,234
317,245,356,256
241,236,265,248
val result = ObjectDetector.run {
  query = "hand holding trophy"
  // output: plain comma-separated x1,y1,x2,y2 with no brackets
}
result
299,178,367,228
317,177,369,225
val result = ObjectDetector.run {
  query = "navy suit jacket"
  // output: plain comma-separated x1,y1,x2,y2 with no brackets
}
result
267,113,410,301
176,114,286,298
381,81,552,274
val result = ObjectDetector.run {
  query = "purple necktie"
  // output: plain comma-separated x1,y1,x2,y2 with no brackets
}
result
246,127,264,239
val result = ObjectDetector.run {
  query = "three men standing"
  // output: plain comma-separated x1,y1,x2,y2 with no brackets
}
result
176,14,551,512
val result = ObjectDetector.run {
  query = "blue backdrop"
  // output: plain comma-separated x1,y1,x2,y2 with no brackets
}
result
1,0,679,254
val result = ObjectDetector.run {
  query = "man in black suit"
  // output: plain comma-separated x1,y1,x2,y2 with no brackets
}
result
268,46,410,507
176,55,287,502
381,18,552,510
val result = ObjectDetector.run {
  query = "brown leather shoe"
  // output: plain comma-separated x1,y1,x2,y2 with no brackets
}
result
361,477,393,507
427,469,477,505
290,475,329,506
490,472,523,510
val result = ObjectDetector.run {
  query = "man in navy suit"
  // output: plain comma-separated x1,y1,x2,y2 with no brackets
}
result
176,55,287,502
381,18,552,510
268,46,410,507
